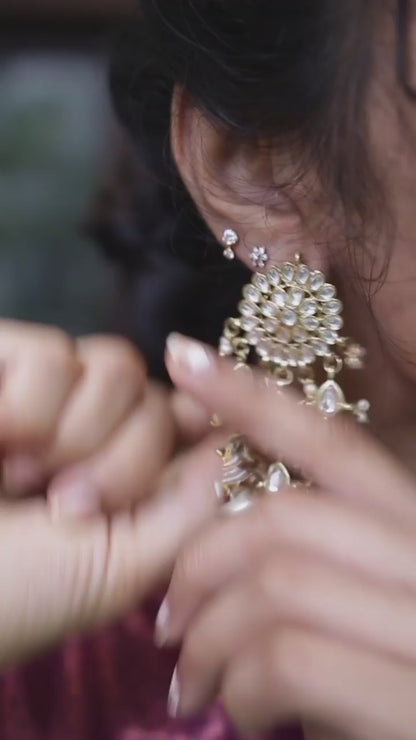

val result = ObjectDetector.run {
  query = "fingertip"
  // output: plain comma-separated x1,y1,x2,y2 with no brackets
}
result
165,334,216,382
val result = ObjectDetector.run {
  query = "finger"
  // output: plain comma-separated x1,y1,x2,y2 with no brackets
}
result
2,454,47,498
165,334,416,523
0,323,80,449
0,434,220,668
174,551,416,715
162,492,416,644
170,391,211,446
220,628,416,738
43,336,147,469
0,498,110,667
119,431,223,594
48,384,176,516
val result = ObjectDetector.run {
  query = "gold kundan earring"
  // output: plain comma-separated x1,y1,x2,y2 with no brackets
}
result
216,253,369,513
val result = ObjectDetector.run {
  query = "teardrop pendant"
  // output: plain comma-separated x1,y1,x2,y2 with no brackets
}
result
316,380,346,416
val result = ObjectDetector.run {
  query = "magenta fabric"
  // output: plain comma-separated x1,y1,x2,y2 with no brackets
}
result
0,598,303,740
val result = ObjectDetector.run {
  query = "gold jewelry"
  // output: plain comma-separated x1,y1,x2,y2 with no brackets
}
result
217,435,294,514
216,254,369,508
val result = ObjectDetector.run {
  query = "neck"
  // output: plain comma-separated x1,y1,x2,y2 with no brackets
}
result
340,276,416,473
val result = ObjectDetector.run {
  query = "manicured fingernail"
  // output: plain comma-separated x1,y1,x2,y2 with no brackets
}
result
167,666,181,718
154,598,170,648
166,334,213,375
210,413,223,428
3,455,45,493
214,480,223,501
49,475,102,522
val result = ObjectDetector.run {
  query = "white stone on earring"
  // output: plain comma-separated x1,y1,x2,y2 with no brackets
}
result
223,247,236,261
223,228,239,246
250,246,269,268
222,228,239,261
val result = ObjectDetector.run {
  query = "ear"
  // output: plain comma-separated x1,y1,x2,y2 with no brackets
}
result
171,86,326,271
401,0,416,93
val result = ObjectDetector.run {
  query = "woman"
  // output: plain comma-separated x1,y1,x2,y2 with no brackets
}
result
1,1,416,738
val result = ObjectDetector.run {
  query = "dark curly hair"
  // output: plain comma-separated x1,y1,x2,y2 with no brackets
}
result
90,0,409,378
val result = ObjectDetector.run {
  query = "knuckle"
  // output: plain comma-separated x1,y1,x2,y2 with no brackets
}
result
0,407,41,444
253,562,281,609
222,628,319,729
179,624,205,677
101,360,138,393
309,409,363,466
42,328,76,361
267,629,315,706
90,514,144,617
248,497,283,541
82,337,146,390
253,556,305,615
39,335,79,379
0,394,51,445
65,527,116,625
173,539,208,597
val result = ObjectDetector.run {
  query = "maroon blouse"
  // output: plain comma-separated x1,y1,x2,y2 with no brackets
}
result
0,598,302,740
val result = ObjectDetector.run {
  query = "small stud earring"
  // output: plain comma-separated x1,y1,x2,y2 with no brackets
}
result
250,246,269,269
222,229,239,261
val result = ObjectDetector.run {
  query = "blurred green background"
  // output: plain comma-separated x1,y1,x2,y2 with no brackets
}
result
0,3,133,335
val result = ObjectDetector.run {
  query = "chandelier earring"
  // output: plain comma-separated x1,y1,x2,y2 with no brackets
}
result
216,253,370,512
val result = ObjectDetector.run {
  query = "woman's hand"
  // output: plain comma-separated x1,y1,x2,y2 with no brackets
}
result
0,427,219,668
160,334,416,740
0,319,178,515
0,323,221,666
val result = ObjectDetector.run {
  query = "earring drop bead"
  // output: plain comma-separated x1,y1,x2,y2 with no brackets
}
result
223,247,236,261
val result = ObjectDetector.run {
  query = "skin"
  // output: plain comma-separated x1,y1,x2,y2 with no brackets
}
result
160,341,416,739
152,2,416,738
0,319,219,666
170,3,416,452
3,3,416,739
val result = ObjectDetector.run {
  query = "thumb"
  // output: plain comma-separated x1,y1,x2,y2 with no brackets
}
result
0,434,220,668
